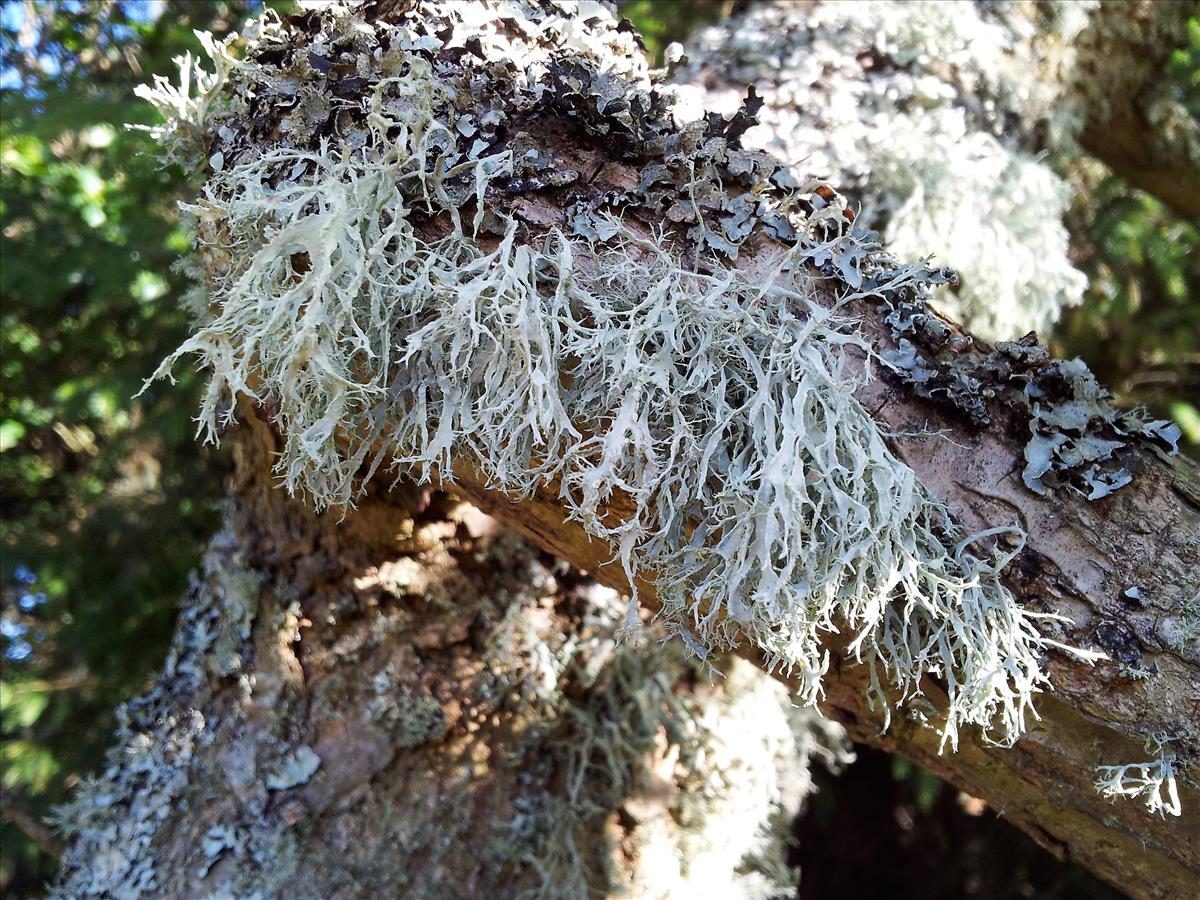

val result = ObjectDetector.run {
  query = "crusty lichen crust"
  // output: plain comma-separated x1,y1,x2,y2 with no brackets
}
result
51,494,851,897
137,0,1104,755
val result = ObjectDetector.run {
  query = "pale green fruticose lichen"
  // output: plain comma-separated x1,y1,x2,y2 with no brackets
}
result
132,26,244,164
1159,589,1200,661
140,5,1100,756
1095,738,1183,818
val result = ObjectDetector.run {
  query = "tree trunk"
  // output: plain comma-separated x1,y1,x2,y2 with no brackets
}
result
56,2,1198,898
1070,0,1200,219
53,410,847,898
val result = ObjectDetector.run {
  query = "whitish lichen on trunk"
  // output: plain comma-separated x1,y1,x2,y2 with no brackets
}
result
50,425,850,896
133,0,1109,753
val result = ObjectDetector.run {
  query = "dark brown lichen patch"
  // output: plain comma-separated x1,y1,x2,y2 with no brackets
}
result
1092,618,1144,669
875,285,1182,501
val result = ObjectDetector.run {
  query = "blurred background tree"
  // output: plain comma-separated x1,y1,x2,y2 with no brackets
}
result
1051,14,1199,435
0,1,1194,896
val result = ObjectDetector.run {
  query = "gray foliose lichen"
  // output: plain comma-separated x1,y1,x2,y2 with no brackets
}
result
874,285,1181,500
672,0,1098,342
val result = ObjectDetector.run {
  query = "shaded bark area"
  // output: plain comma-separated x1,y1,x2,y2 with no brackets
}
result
54,412,841,898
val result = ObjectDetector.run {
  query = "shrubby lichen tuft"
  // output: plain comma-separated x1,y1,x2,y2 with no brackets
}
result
1095,737,1183,818
139,0,1101,754
672,0,1092,342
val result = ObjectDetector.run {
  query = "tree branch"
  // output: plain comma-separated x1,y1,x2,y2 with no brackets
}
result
442,430,1200,898
126,2,1200,896
1,788,64,858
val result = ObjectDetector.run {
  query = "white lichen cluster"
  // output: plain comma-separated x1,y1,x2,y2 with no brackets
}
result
667,662,852,899
49,709,208,896
500,582,852,900
673,0,1092,342
138,2,1101,756
1158,587,1200,664
612,658,850,900
1095,739,1183,818
132,28,244,164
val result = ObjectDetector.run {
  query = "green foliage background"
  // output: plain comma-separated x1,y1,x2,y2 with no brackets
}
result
0,1,1195,896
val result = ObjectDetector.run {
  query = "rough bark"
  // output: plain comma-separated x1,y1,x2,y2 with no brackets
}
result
57,2,1199,898
54,410,848,898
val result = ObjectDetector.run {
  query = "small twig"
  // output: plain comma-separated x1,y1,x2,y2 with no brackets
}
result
1,788,65,857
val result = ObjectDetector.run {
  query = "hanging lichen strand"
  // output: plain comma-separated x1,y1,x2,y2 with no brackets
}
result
139,0,1099,752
